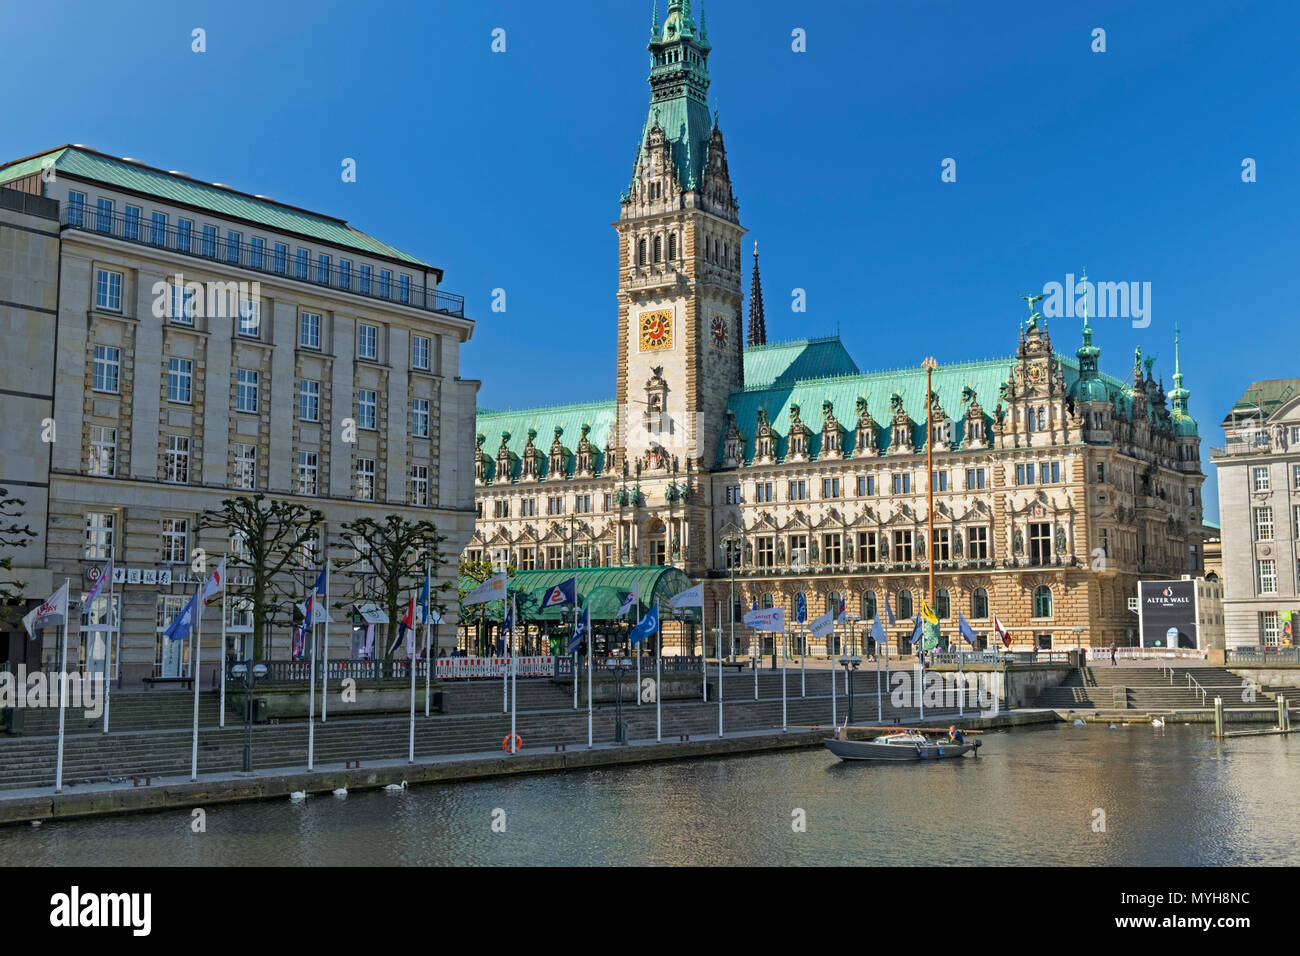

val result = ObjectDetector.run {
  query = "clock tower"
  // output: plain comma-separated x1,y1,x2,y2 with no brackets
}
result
613,0,745,486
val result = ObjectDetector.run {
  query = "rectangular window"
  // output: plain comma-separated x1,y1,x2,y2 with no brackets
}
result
411,335,430,370
235,368,259,413
67,190,85,226
788,534,808,567
575,494,593,513
1029,522,1052,565
339,259,351,291
788,480,808,501
273,242,287,274
85,512,114,560
124,204,141,240
296,248,309,279
399,275,411,303
358,324,378,360
966,468,986,490
92,345,121,393
756,536,775,567
822,477,841,498
298,380,320,422
892,530,913,562
1096,462,1105,483
161,518,188,564
858,531,878,563
233,443,257,490
857,475,875,496
150,211,166,246
299,312,321,349
360,264,372,294
297,452,319,496
725,485,741,505
1098,527,1109,558
226,230,241,264
1040,461,1061,483
1254,506,1275,542
891,473,911,494
169,283,196,324
1253,467,1270,492
250,237,264,269
88,425,117,476
177,218,192,253
546,546,564,570
755,482,774,503
95,269,122,311
1016,463,1036,485
1257,559,1278,595
521,548,537,570
932,528,950,561
547,496,564,516
357,458,376,501
202,225,217,258
238,297,260,338
493,499,510,519
96,198,114,234
316,253,330,284
823,533,842,564
167,358,193,403
1293,464,1300,490
968,527,990,560
356,389,377,430
379,270,392,298
165,435,190,483
1261,611,1281,647
410,465,429,506
411,399,430,437
930,471,948,492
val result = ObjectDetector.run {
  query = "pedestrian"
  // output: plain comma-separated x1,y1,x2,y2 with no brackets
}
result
1110,643,1117,666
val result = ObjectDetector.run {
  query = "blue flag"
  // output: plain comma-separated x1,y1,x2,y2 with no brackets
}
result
795,591,807,624
163,589,200,643
567,605,590,655
309,564,328,599
910,616,923,650
751,595,758,613
418,568,431,626
541,577,577,610
958,613,978,646
629,604,659,645
885,593,896,625
871,613,885,646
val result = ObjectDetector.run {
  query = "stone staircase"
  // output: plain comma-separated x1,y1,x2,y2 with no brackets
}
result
0,669,926,791
1034,666,1294,713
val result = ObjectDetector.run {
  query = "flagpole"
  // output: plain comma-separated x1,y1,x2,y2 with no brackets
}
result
219,554,227,729
321,563,330,723
572,601,578,710
103,567,115,734
424,563,432,719
716,602,723,738
655,605,661,743
635,602,642,706
54,580,70,794
307,605,317,773
800,623,806,698
502,598,508,715
876,625,883,723
409,594,416,764
510,598,518,753
586,589,593,750
958,645,965,718
781,617,787,731
752,619,758,702
191,591,201,782
831,617,837,728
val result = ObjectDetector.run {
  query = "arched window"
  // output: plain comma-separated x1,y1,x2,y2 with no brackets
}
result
971,587,989,619
898,590,913,619
653,235,662,263
935,588,950,619
1033,585,1053,618
862,591,877,621
668,232,677,260
637,238,647,265
761,593,774,610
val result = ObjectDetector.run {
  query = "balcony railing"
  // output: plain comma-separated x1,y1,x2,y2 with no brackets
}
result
62,203,465,318
1210,429,1273,459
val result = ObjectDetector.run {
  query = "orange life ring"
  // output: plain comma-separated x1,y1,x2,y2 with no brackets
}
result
502,734,523,752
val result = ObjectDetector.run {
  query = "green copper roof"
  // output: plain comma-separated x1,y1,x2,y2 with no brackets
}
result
1222,378,1300,426
0,146,432,268
743,335,860,389
477,400,616,482
462,565,693,621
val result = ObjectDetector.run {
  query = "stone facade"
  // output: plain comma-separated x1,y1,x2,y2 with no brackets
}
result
463,6,1205,654
0,150,478,684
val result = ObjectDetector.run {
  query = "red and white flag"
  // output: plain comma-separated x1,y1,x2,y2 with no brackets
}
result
200,558,226,606
992,616,1011,647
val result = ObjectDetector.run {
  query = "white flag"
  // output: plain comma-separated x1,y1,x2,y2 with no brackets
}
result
23,581,70,640
808,609,834,639
81,558,113,612
463,573,507,606
669,582,703,611
743,606,786,633
200,558,226,605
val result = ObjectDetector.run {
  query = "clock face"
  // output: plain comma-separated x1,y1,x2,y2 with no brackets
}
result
1028,365,1043,383
639,309,673,351
710,313,728,350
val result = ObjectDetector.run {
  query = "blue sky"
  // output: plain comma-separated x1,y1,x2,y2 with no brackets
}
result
5,0,1297,521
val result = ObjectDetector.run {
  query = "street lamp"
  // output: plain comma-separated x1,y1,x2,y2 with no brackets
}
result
720,524,743,663
607,656,633,744
230,661,268,774
839,653,862,723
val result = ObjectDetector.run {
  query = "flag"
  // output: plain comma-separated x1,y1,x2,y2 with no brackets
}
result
871,613,885,646
360,624,375,660
463,572,507,606
389,594,417,657
23,581,70,640
539,577,577,610
808,609,834,639
958,613,979,647
751,595,758,613
82,559,112,612
909,616,923,651
418,568,431,625
617,582,639,617
885,593,896,626
309,564,328,599
163,589,201,644
200,558,226,606
795,591,807,624
669,582,703,611
629,603,660,645
743,606,785,632
836,593,847,626
919,594,939,625
568,605,590,654
503,595,515,635
992,616,1011,647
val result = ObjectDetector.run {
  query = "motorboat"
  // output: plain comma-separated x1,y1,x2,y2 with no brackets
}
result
824,728,979,762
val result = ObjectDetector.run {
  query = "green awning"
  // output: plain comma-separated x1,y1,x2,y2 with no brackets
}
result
458,566,694,622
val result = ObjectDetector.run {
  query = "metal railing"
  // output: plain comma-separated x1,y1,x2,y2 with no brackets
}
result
556,654,705,678
1187,673,1208,706
1228,647,1300,663
63,203,465,317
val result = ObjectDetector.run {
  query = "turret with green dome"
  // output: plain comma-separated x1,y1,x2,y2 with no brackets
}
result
1169,324,1198,437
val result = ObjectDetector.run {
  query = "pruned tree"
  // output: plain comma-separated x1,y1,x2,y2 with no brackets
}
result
0,488,37,625
333,515,450,659
457,557,536,655
199,494,323,660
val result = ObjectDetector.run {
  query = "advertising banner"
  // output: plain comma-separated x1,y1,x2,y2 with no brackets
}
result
1138,580,1198,648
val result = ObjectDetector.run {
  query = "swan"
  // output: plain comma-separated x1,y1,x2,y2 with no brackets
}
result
30,820,42,827
383,781,408,792
289,791,307,802
1109,723,1117,729
1151,718,1165,727
1073,718,1085,727
333,787,348,797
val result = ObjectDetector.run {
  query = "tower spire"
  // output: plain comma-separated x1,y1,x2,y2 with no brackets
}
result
1169,322,1191,416
747,241,766,346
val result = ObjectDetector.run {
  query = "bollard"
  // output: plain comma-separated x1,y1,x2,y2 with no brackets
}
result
1213,697,1223,737
1278,696,1286,730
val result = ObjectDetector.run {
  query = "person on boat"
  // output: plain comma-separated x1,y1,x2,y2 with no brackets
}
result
948,725,965,744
